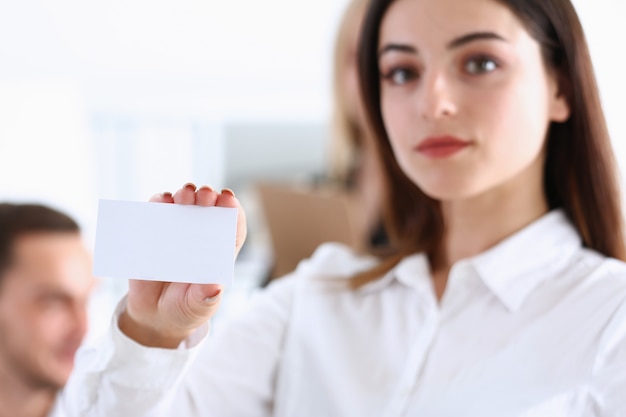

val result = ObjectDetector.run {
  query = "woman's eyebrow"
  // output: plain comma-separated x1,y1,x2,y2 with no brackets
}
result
378,43,416,59
447,31,508,49
378,31,507,59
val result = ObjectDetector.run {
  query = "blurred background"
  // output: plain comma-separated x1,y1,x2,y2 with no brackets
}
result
0,0,624,342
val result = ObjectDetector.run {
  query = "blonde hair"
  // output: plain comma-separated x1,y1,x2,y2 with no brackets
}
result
328,0,371,184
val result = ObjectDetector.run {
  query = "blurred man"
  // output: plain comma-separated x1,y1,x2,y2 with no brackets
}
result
0,203,95,417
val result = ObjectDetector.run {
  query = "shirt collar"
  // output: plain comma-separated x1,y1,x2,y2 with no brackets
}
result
469,209,582,312
364,209,582,312
360,252,431,295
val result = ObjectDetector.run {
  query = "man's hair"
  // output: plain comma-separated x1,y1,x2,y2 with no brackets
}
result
0,203,80,280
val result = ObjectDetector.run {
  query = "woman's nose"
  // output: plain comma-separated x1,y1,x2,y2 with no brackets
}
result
416,71,458,121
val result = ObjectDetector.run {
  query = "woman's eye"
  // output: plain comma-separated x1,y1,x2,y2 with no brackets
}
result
465,56,499,74
382,68,417,85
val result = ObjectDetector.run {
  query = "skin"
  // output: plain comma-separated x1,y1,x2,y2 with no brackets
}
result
0,233,95,417
377,0,570,297
120,0,572,347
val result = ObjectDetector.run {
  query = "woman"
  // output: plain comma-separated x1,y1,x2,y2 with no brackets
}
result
64,0,626,415
328,0,388,251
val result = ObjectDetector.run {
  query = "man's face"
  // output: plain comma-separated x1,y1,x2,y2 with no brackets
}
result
0,233,94,389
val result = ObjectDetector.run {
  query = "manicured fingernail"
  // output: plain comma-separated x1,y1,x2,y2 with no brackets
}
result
203,289,222,304
184,183,197,192
198,185,215,193
221,188,235,197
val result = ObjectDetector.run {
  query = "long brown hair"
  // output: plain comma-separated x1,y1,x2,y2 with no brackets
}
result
328,0,372,184
352,0,626,287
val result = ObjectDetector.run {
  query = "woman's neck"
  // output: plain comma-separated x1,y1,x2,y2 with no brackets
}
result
431,161,549,297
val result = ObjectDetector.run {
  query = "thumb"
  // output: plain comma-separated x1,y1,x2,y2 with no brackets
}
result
186,284,223,319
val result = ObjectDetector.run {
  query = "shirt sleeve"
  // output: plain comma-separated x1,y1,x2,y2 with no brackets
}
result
588,297,626,417
60,275,297,417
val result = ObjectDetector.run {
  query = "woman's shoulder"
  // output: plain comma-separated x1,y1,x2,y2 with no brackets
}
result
588,255,626,372
260,243,379,297
580,249,626,284
603,255,626,275
572,249,626,296
291,242,380,280
249,244,379,321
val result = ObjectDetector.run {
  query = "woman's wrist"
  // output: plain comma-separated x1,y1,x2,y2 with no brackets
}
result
118,310,188,349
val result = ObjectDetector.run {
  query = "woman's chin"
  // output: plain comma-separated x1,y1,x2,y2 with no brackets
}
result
415,179,483,202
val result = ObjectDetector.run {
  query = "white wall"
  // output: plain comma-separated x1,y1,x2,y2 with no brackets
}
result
0,80,98,241
0,0,350,119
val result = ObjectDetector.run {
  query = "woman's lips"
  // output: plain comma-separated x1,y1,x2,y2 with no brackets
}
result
415,135,471,159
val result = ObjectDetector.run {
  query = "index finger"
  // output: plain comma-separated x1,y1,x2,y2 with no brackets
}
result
149,192,174,204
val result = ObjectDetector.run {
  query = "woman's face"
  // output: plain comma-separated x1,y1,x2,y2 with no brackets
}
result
378,0,570,201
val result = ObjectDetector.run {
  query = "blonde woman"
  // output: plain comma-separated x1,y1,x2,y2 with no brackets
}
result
329,0,388,250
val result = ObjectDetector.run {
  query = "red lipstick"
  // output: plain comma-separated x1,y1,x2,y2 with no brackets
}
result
416,135,470,159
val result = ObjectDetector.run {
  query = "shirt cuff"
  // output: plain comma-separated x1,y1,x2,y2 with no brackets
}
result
106,296,210,390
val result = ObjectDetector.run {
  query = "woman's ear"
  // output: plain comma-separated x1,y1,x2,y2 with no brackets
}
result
549,72,571,123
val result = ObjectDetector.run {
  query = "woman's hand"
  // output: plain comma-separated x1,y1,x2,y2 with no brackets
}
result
119,183,247,348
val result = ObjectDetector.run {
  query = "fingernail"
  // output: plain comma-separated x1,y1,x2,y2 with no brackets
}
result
203,289,222,304
162,192,173,198
221,188,236,197
198,185,215,193
184,183,197,192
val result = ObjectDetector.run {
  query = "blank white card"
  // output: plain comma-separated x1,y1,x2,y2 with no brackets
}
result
94,199,238,284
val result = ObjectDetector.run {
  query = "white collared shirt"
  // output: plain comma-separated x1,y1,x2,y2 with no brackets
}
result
62,210,626,416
